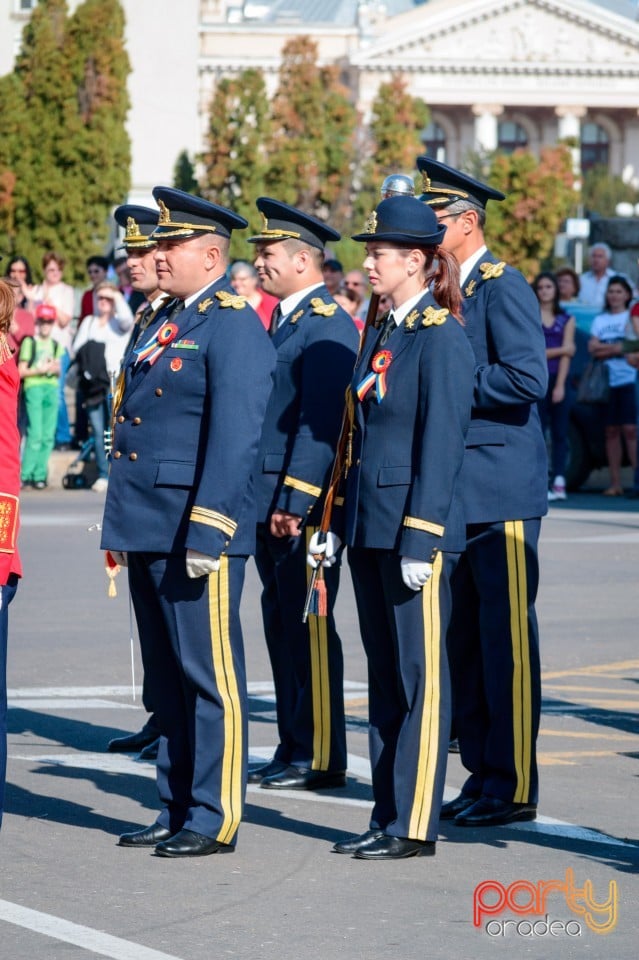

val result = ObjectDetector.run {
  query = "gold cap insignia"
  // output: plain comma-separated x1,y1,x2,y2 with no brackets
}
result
365,210,378,234
125,216,142,241
479,261,506,280
158,199,171,225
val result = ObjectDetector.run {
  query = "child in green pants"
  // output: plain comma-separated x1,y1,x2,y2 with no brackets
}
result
18,304,63,489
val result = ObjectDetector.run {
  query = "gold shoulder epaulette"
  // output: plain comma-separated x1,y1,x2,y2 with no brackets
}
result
421,306,449,327
310,297,338,317
215,290,248,310
479,261,506,280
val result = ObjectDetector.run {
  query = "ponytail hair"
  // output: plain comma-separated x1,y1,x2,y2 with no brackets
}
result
425,246,463,322
0,278,15,334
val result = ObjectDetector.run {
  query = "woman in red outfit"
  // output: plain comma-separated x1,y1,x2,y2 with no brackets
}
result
0,278,23,828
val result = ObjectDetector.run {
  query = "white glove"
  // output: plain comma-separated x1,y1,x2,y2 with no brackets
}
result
307,531,342,569
110,550,128,568
186,549,221,579
401,557,433,591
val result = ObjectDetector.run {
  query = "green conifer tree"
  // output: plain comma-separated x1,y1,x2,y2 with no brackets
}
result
0,0,130,283
173,150,200,195
200,67,271,257
343,75,428,268
265,37,356,226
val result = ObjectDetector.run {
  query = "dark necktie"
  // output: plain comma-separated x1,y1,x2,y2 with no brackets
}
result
269,303,282,337
377,311,396,348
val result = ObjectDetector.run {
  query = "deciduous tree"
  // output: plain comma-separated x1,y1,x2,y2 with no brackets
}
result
484,145,575,279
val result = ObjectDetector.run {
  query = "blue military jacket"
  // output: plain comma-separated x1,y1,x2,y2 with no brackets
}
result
253,284,359,524
101,276,275,556
343,291,475,559
457,252,549,524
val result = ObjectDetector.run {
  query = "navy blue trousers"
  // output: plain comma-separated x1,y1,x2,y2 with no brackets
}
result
448,519,541,804
348,549,454,842
128,553,247,844
255,523,346,772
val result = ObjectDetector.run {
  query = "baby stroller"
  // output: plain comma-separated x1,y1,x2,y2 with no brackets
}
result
62,436,96,489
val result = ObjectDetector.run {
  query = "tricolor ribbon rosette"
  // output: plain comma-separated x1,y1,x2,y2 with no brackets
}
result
356,349,393,404
134,322,179,366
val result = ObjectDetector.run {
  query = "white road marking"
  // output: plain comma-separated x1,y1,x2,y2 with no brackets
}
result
0,899,185,960
8,751,634,849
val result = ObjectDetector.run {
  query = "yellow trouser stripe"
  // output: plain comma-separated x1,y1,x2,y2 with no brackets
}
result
408,551,443,838
505,520,532,803
208,557,243,843
305,525,331,770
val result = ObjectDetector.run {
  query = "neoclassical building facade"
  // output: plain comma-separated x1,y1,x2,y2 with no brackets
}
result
2,0,639,201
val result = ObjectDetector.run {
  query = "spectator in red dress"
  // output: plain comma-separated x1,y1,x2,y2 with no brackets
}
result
0,278,22,829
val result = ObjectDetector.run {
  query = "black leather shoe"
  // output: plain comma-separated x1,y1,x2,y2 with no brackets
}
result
108,726,160,753
247,759,288,784
137,737,160,761
154,829,234,858
455,796,537,827
439,793,477,820
260,765,346,790
118,823,173,847
354,835,436,860
333,829,384,855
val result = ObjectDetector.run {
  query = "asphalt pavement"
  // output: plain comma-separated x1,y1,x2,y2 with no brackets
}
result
1,481,638,960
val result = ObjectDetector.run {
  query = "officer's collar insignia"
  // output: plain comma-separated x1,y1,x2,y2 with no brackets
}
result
364,210,377,234
479,261,506,280
197,297,214,313
465,279,476,297
290,309,304,325
215,291,247,310
421,306,449,327
404,309,420,330
310,297,338,317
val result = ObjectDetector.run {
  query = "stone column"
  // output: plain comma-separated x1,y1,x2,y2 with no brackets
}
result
471,104,503,152
555,106,587,178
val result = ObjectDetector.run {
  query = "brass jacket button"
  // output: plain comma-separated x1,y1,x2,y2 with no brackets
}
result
113,451,122,459
155,388,163,397
132,417,142,425
117,415,125,423
129,452,138,461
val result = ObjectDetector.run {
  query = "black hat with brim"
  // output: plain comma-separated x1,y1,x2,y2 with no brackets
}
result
416,156,505,209
351,196,446,246
151,187,248,240
248,198,340,250
114,204,159,250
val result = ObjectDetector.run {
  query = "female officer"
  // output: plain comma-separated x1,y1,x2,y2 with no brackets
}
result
313,197,475,859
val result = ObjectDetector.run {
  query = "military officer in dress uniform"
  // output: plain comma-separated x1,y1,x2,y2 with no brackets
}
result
246,198,359,790
101,188,275,857
106,204,167,759
417,157,548,827
324,197,475,859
